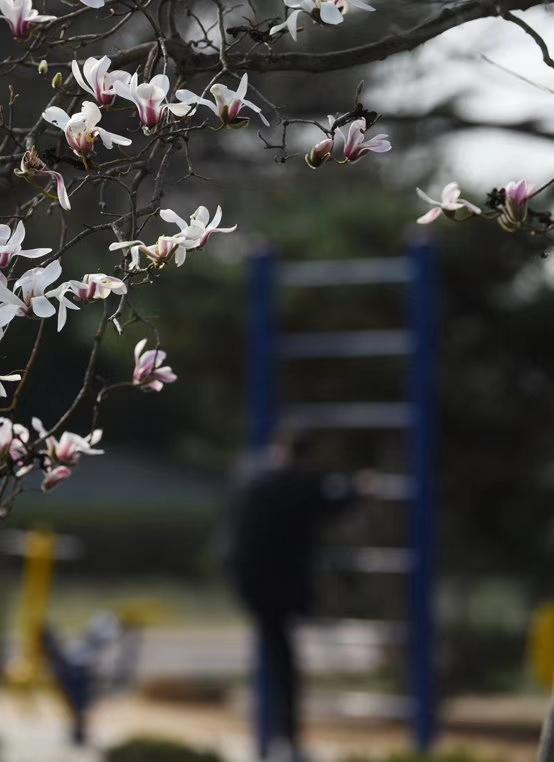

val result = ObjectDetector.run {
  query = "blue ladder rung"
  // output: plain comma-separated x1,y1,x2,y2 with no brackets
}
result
370,472,414,501
312,618,408,645
280,258,411,288
280,330,412,358
324,546,414,574
329,691,415,720
283,402,413,430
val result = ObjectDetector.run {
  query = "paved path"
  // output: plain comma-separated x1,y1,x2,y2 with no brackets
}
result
0,689,548,762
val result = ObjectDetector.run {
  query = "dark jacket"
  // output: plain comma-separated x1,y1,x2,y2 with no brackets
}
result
226,465,355,618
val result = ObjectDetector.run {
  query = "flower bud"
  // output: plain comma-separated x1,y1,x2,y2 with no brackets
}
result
51,72,63,89
38,59,48,76
305,137,334,170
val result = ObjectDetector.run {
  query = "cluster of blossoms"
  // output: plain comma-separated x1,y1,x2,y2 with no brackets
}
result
109,206,237,269
0,338,176,495
0,0,390,514
42,59,268,165
271,0,375,42
305,116,391,169
0,196,231,494
0,416,104,493
415,179,540,235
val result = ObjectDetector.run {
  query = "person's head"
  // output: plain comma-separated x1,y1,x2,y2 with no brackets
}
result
271,430,319,470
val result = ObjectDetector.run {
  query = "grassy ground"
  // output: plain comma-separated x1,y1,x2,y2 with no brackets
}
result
0,573,243,636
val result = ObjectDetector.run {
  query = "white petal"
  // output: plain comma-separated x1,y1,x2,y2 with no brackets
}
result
319,1,344,24
31,295,56,318
42,106,70,130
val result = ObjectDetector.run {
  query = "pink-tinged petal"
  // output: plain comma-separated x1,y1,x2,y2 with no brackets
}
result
155,366,177,383
417,207,443,225
134,338,147,364
49,171,71,210
441,182,461,205
41,465,72,492
344,118,365,158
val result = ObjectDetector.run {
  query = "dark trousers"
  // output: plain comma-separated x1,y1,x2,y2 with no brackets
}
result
255,612,299,758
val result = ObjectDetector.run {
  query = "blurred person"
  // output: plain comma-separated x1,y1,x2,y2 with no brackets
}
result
225,431,372,762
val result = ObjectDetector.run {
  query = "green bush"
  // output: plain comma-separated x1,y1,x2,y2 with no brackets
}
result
104,737,223,762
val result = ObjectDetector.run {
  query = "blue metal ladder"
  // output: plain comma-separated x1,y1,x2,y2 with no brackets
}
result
247,237,438,751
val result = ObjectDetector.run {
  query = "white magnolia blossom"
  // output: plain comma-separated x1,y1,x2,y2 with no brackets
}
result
0,373,21,398
0,260,66,328
0,417,29,470
160,206,237,261
109,234,188,269
0,0,56,39
45,281,82,331
69,273,127,302
113,73,200,132
0,221,51,269
416,182,481,224
109,205,236,269
14,149,71,211
270,0,375,40
42,101,132,158
133,339,177,392
33,418,103,465
71,56,131,107
335,117,391,163
190,74,269,128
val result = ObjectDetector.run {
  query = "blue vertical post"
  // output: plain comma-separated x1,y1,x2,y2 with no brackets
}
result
247,247,278,452
247,246,278,757
408,234,438,751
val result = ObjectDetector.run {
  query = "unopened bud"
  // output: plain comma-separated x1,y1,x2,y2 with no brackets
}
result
38,59,48,76
51,72,63,89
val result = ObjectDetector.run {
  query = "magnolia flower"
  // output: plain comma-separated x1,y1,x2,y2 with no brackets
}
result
109,234,187,269
0,373,20,398
335,117,391,163
14,149,71,211
0,260,63,328
42,101,132,158
160,206,237,260
70,273,127,302
45,281,81,331
498,179,536,232
416,182,481,224
0,221,51,269
0,0,56,39
305,136,334,169
133,339,176,392
112,73,198,132
71,56,131,107
41,465,72,492
33,418,104,466
270,0,374,39
0,418,30,470
196,74,269,128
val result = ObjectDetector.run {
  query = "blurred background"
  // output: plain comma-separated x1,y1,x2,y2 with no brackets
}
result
3,2,554,761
